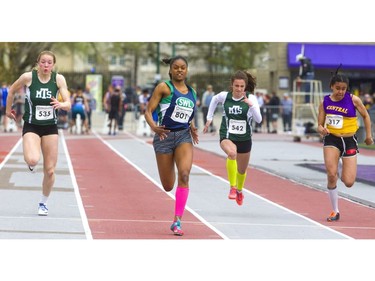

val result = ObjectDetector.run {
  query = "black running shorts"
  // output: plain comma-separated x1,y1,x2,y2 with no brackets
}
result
22,122,58,137
323,134,359,158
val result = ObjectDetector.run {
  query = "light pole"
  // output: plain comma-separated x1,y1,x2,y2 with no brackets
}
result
155,42,161,84
172,42,176,57
156,42,160,75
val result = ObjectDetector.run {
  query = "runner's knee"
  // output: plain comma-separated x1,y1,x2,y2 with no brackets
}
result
342,178,355,188
178,171,190,186
25,157,38,167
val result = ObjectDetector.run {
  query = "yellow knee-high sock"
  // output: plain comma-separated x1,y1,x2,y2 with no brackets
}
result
226,158,237,187
237,172,247,191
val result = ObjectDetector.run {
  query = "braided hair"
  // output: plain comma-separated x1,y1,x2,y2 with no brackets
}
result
161,55,188,80
329,64,349,88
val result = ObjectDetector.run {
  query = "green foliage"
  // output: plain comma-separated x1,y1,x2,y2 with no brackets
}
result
186,42,268,72
0,42,54,82
0,42,268,86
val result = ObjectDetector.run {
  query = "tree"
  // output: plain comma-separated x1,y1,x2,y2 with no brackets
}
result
182,42,267,71
0,42,54,83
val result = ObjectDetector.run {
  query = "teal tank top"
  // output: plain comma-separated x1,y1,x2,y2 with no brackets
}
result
23,69,59,125
219,91,252,141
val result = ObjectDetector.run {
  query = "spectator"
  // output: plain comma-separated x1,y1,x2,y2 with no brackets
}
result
297,54,315,102
281,92,293,132
83,86,96,130
70,87,90,134
108,86,122,135
117,88,127,130
201,84,215,132
139,88,150,115
191,83,200,129
1,82,9,131
13,88,25,128
103,84,113,114
363,93,373,111
268,91,280,133
254,91,265,133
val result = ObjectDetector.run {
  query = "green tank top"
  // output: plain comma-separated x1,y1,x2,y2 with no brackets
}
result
219,91,252,141
23,69,59,125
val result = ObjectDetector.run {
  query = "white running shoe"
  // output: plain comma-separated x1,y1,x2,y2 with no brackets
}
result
38,203,48,216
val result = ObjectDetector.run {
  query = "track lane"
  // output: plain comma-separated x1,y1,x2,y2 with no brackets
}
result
0,135,21,164
193,147,375,239
65,133,222,239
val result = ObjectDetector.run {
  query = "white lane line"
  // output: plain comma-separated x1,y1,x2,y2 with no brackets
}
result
97,131,354,239
0,137,22,170
92,130,229,240
60,130,93,240
192,161,354,240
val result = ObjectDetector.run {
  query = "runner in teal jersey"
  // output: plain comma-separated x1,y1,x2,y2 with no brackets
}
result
6,50,71,216
145,55,198,236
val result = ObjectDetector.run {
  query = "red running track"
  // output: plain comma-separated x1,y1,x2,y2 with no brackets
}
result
0,135,20,163
2,133,375,239
193,147,375,239
66,135,222,239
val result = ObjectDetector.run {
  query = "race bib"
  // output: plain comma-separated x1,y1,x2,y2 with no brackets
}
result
228,119,246,134
326,114,343,129
36,105,54,121
171,105,193,123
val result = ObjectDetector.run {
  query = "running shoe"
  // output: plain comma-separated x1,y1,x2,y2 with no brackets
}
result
327,211,340,222
236,191,244,206
170,219,184,236
228,187,237,200
38,203,48,216
28,165,36,173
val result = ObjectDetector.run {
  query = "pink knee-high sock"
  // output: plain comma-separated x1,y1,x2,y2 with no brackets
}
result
175,186,189,218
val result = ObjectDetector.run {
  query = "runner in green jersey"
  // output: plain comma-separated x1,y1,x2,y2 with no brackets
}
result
203,70,262,206
6,50,71,216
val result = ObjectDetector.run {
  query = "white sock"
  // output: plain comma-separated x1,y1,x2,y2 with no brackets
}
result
40,195,49,205
328,188,339,213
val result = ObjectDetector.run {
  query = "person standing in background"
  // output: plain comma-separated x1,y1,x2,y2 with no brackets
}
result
281,92,293,132
2,82,9,132
201,84,215,132
83,86,95,130
108,86,122,135
254,91,265,133
268,91,280,134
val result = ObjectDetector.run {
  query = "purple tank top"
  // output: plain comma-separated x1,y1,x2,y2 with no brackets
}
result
323,92,356,117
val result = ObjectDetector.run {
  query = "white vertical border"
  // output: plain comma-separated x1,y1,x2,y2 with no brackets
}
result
59,130,93,239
